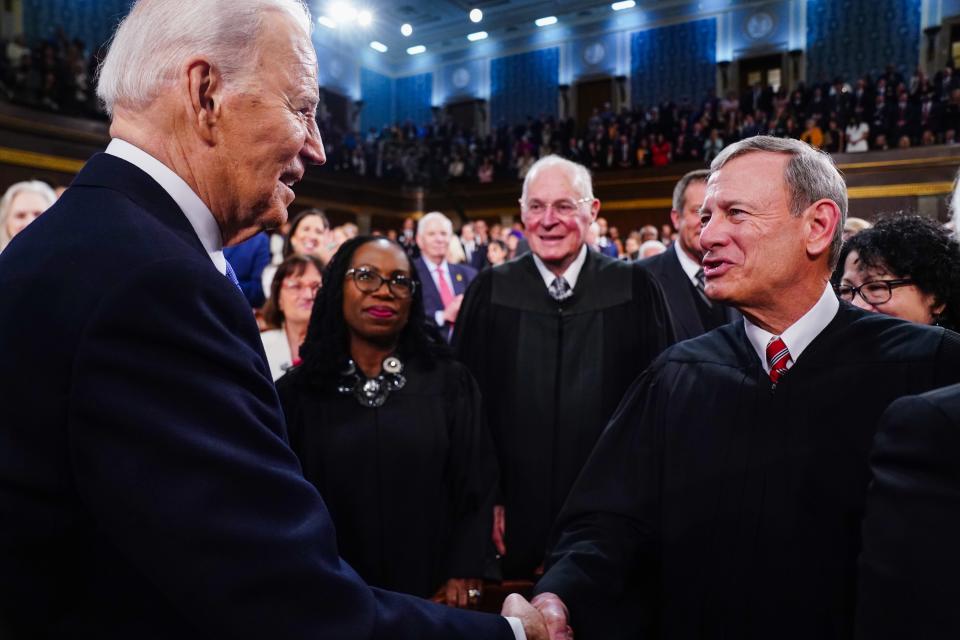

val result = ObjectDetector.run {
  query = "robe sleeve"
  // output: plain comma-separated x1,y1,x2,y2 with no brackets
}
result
443,362,499,579
934,327,960,385
534,363,666,634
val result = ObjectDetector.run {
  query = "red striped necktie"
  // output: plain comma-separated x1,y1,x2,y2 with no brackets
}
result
765,336,793,384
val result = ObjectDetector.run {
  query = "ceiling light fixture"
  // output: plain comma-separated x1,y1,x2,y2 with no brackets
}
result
400,23,413,36
467,30,488,41
317,15,337,28
357,9,373,26
534,16,558,27
611,0,636,10
370,40,388,52
329,2,356,23
406,44,426,55
469,8,483,23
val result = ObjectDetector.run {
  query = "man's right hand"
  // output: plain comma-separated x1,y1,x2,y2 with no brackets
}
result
531,592,574,640
502,594,548,640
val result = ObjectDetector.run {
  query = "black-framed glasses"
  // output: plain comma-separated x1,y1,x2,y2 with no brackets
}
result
834,278,915,305
345,266,417,299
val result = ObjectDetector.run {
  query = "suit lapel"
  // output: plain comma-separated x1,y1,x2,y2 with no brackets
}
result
662,248,706,338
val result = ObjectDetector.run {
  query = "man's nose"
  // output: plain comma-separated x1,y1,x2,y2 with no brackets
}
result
302,122,325,166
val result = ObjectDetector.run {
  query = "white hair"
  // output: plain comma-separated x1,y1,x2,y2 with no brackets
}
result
520,155,594,204
417,211,453,236
96,0,311,115
639,239,667,258
0,180,57,250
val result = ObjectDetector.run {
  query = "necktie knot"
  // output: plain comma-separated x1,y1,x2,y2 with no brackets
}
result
549,276,572,301
765,336,793,384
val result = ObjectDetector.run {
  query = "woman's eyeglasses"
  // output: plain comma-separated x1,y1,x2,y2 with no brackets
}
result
346,267,417,299
834,278,915,305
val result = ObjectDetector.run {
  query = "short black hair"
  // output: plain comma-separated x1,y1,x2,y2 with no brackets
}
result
834,214,960,330
295,236,449,387
283,209,330,259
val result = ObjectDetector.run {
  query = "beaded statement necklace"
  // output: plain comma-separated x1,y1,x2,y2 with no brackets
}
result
337,356,406,408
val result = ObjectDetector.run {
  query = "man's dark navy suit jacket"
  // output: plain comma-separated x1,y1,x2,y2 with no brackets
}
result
0,153,514,639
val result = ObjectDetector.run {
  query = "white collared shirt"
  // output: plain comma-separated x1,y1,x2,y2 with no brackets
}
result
531,243,589,291
744,284,840,374
105,138,226,275
672,240,703,288
425,258,456,326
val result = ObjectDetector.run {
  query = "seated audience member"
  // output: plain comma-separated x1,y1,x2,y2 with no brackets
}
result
638,239,666,258
486,239,508,267
845,115,870,152
623,234,641,261
842,216,872,242
261,209,331,299
639,225,658,243
224,232,272,308
0,180,56,253
260,255,323,380
277,237,497,608
835,214,960,331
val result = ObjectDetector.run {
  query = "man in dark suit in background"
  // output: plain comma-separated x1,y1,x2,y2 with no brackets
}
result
460,221,488,271
856,382,960,640
0,1,548,637
639,169,738,341
414,211,477,341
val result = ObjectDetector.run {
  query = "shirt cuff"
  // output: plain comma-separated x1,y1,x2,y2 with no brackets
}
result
434,310,445,326
505,616,527,640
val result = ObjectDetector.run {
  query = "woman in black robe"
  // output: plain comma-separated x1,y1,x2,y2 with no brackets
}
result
277,236,497,609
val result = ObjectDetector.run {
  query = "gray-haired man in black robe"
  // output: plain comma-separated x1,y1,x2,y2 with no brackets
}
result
531,136,960,640
453,155,676,582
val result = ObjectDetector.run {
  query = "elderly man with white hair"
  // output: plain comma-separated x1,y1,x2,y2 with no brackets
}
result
0,179,56,253
414,211,477,342
531,136,960,639
0,1,551,638
454,155,675,583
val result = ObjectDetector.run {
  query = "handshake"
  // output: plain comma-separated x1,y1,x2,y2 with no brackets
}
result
501,592,573,640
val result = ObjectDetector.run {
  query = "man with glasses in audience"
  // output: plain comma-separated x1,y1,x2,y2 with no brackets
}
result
454,155,675,590
531,136,960,639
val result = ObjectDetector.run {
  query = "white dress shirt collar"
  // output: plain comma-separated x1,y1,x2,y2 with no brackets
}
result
105,138,226,274
672,240,702,286
532,243,589,291
744,284,840,373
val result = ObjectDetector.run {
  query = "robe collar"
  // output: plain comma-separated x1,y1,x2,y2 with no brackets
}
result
743,284,840,374
531,243,589,291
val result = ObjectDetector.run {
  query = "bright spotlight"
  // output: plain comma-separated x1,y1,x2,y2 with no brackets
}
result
357,9,372,26
469,8,483,23
329,2,356,23
534,16,557,27
467,31,488,41
406,44,426,55
611,0,636,9
400,23,413,37
370,40,388,53
317,15,337,29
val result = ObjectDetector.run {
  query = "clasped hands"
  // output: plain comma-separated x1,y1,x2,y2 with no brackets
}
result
502,591,573,640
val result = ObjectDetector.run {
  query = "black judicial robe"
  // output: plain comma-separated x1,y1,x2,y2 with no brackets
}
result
856,383,960,639
277,357,497,599
453,250,675,578
535,304,960,640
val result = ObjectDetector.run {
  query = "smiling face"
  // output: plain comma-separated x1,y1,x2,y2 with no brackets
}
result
698,152,809,313
213,11,324,241
289,214,328,256
342,240,413,344
521,166,598,274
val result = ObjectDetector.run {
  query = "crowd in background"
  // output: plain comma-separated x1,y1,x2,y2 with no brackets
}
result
315,63,960,188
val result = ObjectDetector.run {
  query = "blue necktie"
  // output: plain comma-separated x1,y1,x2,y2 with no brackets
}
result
224,260,241,291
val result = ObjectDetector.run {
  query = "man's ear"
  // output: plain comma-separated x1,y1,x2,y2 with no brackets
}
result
183,57,224,145
804,198,841,261
590,198,601,221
